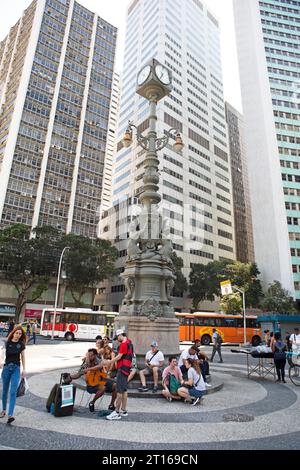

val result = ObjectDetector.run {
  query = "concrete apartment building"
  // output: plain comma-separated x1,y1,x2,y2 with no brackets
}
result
225,102,255,264
96,0,236,312
0,0,117,238
233,0,297,298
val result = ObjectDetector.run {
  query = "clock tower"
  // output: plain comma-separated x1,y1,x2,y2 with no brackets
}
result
114,58,181,365
136,58,172,101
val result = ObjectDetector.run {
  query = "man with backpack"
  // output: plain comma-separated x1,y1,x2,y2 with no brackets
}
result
210,328,224,363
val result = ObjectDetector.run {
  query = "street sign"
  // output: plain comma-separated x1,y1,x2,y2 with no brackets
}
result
220,280,232,296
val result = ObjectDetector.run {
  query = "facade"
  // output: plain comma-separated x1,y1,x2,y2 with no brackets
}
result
97,0,236,312
0,0,117,238
233,0,296,297
225,102,255,263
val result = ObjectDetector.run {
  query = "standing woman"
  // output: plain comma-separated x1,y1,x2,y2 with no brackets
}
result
0,326,26,424
272,332,287,383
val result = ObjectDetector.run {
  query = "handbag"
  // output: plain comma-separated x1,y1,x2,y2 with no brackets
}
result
16,377,29,397
169,374,181,394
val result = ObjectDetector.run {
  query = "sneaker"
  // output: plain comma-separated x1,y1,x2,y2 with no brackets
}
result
7,417,15,424
192,397,200,406
138,386,149,392
120,409,128,416
167,397,172,402
205,382,212,387
218,360,223,363
108,404,115,411
89,402,95,412
106,410,121,421
152,387,158,393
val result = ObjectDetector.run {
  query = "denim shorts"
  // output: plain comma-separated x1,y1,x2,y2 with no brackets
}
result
188,387,204,398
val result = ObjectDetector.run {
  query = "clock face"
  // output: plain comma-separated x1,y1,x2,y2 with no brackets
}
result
155,64,171,85
137,65,151,86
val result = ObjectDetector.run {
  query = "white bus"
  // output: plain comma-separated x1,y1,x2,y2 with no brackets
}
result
40,308,119,341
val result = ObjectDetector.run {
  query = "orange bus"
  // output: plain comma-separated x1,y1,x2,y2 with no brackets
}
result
176,312,262,346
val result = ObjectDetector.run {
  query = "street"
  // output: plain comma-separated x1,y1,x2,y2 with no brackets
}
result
0,340,299,450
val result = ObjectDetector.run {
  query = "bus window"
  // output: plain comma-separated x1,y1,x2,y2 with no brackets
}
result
236,318,243,328
177,316,187,326
246,318,260,328
215,318,222,327
203,318,216,326
222,318,237,327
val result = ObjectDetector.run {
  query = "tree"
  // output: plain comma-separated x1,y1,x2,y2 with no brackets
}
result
260,281,296,313
223,262,263,308
170,252,188,297
189,260,228,310
220,292,242,314
0,224,62,322
62,234,118,306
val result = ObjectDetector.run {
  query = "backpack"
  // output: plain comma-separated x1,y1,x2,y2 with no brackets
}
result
274,341,286,361
216,333,223,345
169,374,181,394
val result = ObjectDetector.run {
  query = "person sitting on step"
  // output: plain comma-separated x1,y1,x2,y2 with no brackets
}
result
162,356,183,402
139,341,164,393
70,348,116,412
177,358,206,406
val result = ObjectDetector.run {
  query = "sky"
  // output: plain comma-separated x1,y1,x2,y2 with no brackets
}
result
0,0,242,112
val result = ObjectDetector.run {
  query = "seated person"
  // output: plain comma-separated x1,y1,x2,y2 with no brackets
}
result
162,356,183,402
139,341,164,393
95,338,105,358
178,346,198,378
127,352,138,383
103,336,110,345
102,345,116,377
177,358,206,406
193,339,201,353
70,348,116,412
198,352,211,387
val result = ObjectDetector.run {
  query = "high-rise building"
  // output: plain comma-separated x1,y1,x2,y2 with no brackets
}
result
225,102,255,263
233,0,296,297
0,0,117,238
97,0,236,312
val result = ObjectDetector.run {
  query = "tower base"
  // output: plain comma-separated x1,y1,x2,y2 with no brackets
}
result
115,315,180,368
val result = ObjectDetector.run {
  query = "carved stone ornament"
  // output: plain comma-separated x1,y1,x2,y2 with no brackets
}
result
166,278,175,301
140,298,162,322
125,277,135,300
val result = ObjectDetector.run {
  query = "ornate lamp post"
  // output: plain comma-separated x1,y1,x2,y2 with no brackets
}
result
115,59,184,364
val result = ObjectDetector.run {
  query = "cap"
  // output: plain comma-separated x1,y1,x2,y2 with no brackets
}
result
151,340,158,347
113,329,125,340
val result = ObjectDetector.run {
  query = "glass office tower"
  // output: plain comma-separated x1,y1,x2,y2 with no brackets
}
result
97,0,236,312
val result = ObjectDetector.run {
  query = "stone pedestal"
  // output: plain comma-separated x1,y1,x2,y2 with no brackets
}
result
115,315,180,367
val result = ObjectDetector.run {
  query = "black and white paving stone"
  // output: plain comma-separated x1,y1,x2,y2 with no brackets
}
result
0,344,299,450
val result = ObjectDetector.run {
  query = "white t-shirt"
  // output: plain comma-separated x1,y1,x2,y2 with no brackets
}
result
145,349,164,367
178,349,198,368
188,367,206,392
290,333,300,351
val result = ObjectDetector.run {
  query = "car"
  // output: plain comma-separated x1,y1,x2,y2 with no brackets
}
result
21,322,41,334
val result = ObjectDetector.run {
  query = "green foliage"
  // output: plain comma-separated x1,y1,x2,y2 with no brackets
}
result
260,281,296,314
170,252,188,296
223,262,263,308
62,234,118,305
189,260,228,310
0,224,62,321
189,260,263,310
220,292,242,314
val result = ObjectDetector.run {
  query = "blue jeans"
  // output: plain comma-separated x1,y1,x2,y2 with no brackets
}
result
2,363,20,417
